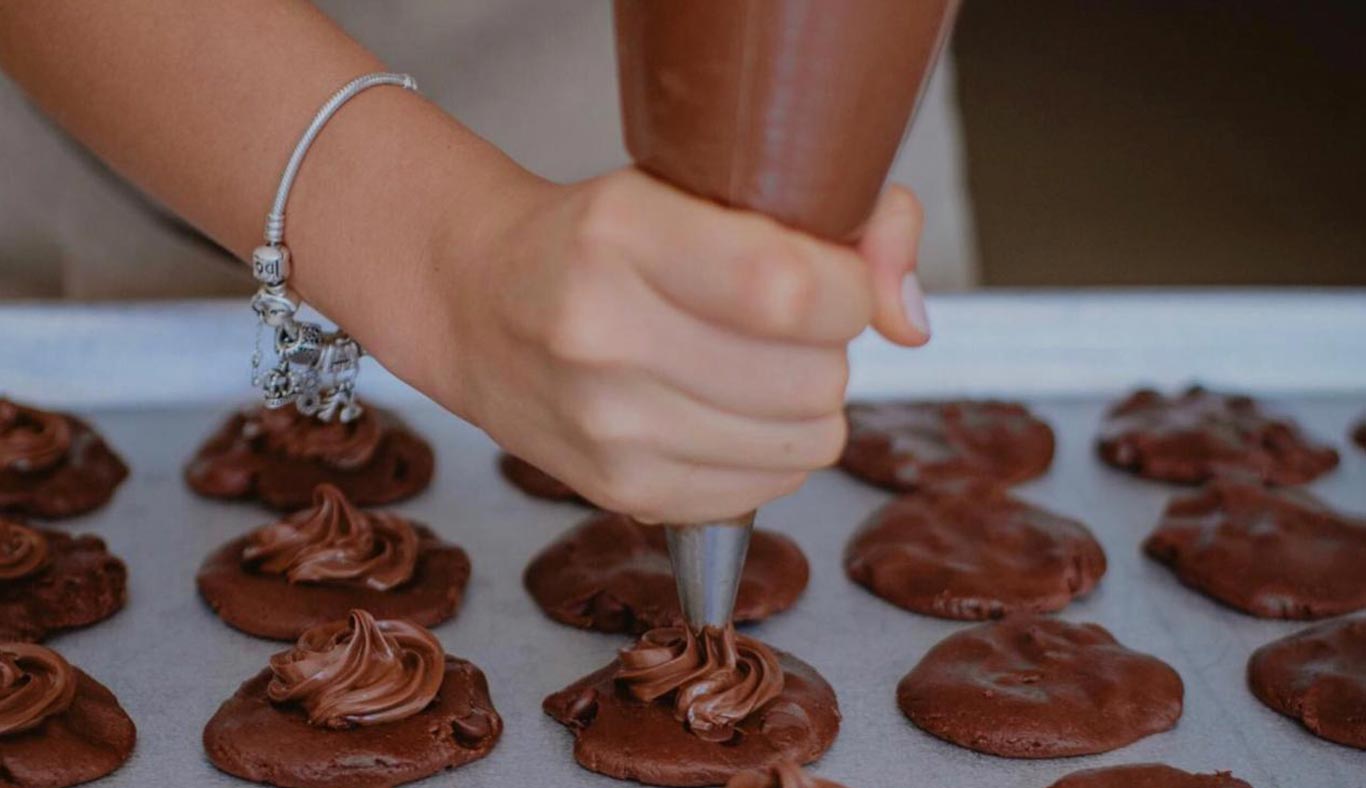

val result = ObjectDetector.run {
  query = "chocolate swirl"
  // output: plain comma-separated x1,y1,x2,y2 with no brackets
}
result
617,625,784,742
242,484,418,590
0,399,72,473
726,760,847,788
255,405,382,470
0,643,77,736
0,519,49,581
268,609,444,729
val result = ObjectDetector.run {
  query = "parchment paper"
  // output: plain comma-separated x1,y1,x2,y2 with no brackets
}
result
39,395,1366,788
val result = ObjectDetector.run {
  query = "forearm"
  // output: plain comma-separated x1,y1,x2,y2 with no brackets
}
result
0,0,544,404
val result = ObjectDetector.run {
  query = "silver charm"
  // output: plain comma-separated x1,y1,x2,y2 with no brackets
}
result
245,73,419,424
249,242,365,422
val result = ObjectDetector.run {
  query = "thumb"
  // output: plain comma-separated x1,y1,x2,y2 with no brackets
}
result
858,185,930,347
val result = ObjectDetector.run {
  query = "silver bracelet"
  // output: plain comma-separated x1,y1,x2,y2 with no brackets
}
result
249,72,420,423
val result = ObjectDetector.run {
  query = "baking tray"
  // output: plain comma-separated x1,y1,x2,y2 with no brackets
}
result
3,292,1365,788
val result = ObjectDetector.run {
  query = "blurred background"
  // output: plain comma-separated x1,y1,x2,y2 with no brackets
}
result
1,0,1362,300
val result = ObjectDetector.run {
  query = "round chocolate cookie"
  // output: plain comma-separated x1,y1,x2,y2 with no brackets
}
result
1353,418,1366,451
0,644,137,788
0,399,128,520
499,452,584,503
841,400,1055,491
544,631,840,787
1248,614,1366,750
845,481,1106,620
1097,386,1339,485
204,613,501,788
198,486,470,640
0,521,127,642
525,512,808,633
1047,764,1254,788
727,760,848,788
1144,478,1366,619
185,402,433,510
898,615,1183,758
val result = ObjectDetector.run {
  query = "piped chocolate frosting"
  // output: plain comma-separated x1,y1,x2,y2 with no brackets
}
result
618,625,784,743
0,399,128,520
0,518,49,581
267,610,444,729
0,642,77,736
243,484,418,591
0,400,71,473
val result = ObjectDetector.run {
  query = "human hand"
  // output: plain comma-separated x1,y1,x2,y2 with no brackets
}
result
387,169,928,523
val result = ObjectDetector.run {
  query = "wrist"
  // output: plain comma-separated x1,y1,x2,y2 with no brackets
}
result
273,83,544,419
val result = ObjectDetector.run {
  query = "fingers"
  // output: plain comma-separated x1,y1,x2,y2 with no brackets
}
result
533,245,852,421
577,453,810,525
565,372,849,473
622,297,851,420
859,185,931,347
578,170,875,346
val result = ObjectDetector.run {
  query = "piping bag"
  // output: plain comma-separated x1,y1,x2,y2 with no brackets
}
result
613,0,960,631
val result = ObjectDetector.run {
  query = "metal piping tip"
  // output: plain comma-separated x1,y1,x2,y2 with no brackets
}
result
666,512,755,631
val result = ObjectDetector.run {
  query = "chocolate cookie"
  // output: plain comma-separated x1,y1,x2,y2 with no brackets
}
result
845,481,1106,620
1353,418,1366,451
727,760,848,788
898,615,1183,758
841,400,1055,491
185,402,433,510
0,519,127,642
0,399,128,520
204,611,501,788
1144,478,1366,619
1047,764,1254,788
545,626,841,787
0,643,137,788
198,484,470,640
525,511,809,633
499,452,584,503
1098,386,1339,485
1248,614,1366,750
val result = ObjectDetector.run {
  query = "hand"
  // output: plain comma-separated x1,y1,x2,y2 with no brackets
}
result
394,169,928,523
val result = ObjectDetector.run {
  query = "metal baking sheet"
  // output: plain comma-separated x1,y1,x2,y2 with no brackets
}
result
33,394,1366,788
3,293,1364,787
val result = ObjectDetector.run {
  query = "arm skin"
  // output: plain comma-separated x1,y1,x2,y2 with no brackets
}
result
0,0,930,523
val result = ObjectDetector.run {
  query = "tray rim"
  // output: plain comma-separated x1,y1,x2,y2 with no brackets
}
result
2,288,1364,409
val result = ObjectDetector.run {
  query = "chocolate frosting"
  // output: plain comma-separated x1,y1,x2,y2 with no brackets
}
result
268,610,444,729
727,760,848,788
0,401,128,520
256,405,383,470
545,636,841,786
614,0,958,240
0,642,77,736
618,625,784,743
0,518,50,581
244,484,418,591
0,399,72,474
